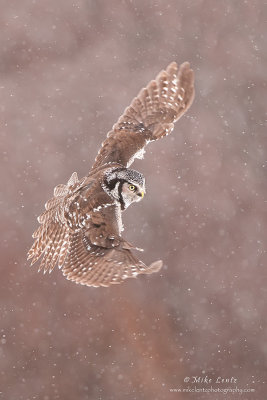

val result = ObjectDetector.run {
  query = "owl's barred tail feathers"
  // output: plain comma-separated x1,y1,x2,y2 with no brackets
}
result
61,231,163,287
63,256,163,288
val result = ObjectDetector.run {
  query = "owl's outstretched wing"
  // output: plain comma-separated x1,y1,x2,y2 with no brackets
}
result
28,172,162,286
92,61,194,170
27,172,84,274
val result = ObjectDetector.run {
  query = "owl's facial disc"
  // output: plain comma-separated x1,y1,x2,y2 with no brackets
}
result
123,182,145,201
103,167,145,209
119,181,145,210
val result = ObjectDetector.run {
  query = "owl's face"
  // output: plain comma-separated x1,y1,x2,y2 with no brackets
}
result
104,167,145,210
121,181,145,207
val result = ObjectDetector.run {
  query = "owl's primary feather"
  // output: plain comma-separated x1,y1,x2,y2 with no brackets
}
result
28,61,194,287
92,62,194,169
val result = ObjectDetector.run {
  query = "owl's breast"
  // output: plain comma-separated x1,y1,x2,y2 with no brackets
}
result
115,203,124,234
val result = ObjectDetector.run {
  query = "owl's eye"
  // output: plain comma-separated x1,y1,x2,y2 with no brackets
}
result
129,185,136,191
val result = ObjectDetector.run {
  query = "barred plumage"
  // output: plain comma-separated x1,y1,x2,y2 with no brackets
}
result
28,61,195,287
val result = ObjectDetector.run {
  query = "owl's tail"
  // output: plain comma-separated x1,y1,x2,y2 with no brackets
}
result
61,230,163,287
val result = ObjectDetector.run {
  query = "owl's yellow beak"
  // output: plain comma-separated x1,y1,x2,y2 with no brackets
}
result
141,191,145,199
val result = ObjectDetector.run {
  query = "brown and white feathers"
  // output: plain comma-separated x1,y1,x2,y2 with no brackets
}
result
28,61,195,287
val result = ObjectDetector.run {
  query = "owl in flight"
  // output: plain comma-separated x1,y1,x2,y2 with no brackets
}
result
28,62,195,287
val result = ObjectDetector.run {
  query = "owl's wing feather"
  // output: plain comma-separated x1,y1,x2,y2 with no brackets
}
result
28,172,162,285
27,172,80,273
92,61,194,170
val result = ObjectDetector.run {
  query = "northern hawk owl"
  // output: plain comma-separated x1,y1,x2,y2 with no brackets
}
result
28,61,195,287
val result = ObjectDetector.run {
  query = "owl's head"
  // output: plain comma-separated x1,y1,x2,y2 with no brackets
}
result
104,168,145,210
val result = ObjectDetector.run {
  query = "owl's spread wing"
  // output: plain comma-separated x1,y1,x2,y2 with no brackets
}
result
92,61,194,170
27,172,83,274
28,172,162,286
